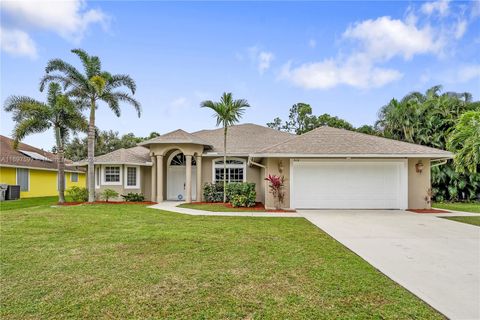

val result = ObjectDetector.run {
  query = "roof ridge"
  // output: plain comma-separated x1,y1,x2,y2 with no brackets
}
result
256,131,301,153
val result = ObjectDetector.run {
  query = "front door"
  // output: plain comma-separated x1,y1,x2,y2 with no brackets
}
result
166,151,197,201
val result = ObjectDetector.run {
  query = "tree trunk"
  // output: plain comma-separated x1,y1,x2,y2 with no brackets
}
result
87,98,96,202
55,127,66,204
223,125,227,203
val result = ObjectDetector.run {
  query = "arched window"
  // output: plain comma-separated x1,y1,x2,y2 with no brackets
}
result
169,151,196,166
212,158,246,183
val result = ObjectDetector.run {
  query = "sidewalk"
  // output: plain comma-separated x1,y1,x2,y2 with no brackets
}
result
148,201,301,217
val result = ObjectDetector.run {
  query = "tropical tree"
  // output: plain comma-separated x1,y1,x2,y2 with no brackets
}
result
201,92,250,202
4,83,87,203
40,49,141,202
447,111,480,174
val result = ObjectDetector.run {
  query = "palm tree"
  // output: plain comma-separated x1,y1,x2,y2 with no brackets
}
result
447,111,480,174
4,83,88,203
201,92,250,202
40,49,141,202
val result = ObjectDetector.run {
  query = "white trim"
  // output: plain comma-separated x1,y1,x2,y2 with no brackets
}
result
1,164,84,173
101,165,122,186
251,153,453,159
15,168,30,192
289,159,294,209
74,161,152,166
124,165,140,189
211,157,247,183
95,166,100,189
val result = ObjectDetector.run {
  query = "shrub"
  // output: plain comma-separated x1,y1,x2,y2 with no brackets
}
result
265,174,285,209
100,189,119,202
66,186,88,202
121,193,145,202
225,182,256,207
203,183,224,202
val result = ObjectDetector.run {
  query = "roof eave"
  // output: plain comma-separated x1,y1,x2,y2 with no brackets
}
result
249,153,454,159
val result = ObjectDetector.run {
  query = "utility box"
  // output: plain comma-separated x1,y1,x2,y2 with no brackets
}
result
0,184,8,201
6,185,20,200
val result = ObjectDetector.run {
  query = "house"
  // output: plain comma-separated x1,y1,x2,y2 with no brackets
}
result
0,135,86,198
76,124,452,209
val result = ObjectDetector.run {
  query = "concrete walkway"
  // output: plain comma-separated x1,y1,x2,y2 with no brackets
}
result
148,201,301,217
300,210,480,320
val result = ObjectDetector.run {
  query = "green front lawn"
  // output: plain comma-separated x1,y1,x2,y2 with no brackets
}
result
434,202,480,213
441,216,480,227
1,203,443,319
178,202,265,212
0,196,60,211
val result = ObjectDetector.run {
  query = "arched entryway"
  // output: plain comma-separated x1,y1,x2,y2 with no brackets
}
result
166,150,197,201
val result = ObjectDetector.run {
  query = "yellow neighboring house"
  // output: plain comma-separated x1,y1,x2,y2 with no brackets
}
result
0,135,86,198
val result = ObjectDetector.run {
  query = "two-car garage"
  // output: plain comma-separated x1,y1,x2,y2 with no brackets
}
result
291,160,408,209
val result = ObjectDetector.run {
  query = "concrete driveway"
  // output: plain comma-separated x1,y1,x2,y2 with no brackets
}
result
300,210,480,320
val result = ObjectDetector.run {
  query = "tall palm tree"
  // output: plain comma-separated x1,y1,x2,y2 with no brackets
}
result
4,83,88,203
40,49,141,202
447,111,480,174
201,92,250,202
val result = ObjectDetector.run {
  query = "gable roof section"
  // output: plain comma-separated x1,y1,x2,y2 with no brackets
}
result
139,129,212,147
75,146,151,166
192,123,295,154
254,126,453,158
0,135,85,172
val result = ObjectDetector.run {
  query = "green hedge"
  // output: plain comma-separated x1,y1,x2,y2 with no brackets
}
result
203,183,224,202
202,182,256,207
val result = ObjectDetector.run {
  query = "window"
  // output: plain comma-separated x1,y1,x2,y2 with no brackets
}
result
104,166,120,182
71,172,79,182
16,168,29,191
213,158,246,183
126,167,137,187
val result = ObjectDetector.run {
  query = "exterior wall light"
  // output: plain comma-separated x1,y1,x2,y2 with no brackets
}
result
278,160,284,173
415,161,424,173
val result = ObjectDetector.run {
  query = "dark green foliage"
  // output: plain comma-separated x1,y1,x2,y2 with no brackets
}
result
121,193,145,202
225,182,256,207
66,186,88,202
100,189,119,202
203,183,224,202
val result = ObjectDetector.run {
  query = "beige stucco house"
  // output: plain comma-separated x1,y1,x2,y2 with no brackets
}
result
76,123,452,209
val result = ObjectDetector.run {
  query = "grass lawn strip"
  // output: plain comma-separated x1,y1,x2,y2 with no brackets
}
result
178,202,267,212
433,202,480,213
0,203,443,319
440,216,480,226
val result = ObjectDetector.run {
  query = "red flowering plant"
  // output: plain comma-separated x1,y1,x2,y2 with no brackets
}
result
265,174,285,209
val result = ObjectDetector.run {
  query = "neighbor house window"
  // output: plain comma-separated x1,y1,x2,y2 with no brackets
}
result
104,166,120,182
126,167,137,187
71,172,79,182
16,168,29,191
213,159,246,183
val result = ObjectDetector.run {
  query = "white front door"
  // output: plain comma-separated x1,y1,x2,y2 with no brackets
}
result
291,160,407,209
167,166,197,201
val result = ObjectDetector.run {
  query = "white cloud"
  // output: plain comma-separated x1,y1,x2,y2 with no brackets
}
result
0,27,37,59
247,46,274,74
308,39,316,48
1,0,108,42
421,0,450,16
455,65,480,83
343,16,443,60
171,97,188,108
454,19,467,39
280,55,402,90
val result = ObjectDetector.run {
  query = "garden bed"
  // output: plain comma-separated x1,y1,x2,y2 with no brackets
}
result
58,201,157,206
407,209,450,214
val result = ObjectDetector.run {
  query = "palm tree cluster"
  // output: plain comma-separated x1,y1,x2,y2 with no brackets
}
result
376,85,480,201
4,49,140,203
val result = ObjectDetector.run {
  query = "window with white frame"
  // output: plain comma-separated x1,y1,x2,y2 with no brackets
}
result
104,166,120,182
16,168,29,191
71,172,79,182
126,167,138,187
213,159,246,183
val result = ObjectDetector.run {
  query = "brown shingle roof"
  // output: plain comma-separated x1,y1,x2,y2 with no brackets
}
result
139,129,212,147
255,126,453,157
192,123,295,154
74,146,151,165
0,135,85,172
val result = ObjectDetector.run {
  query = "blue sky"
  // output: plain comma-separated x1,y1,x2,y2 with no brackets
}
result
1,0,479,150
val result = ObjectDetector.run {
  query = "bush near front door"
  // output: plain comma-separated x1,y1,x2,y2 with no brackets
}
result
202,182,256,207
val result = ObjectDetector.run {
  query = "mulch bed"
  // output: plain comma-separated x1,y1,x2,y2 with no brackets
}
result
407,209,450,214
58,201,157,206
189,202,296,213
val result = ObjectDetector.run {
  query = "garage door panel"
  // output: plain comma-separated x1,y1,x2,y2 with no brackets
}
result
292,161,406,209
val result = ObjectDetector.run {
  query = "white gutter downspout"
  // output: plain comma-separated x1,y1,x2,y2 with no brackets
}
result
248,156,265,169
430,159,449,167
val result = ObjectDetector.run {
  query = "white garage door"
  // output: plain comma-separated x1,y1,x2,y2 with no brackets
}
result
291,160,407,209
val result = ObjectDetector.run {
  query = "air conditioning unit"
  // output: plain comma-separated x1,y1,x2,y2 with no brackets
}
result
6,185,20,200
